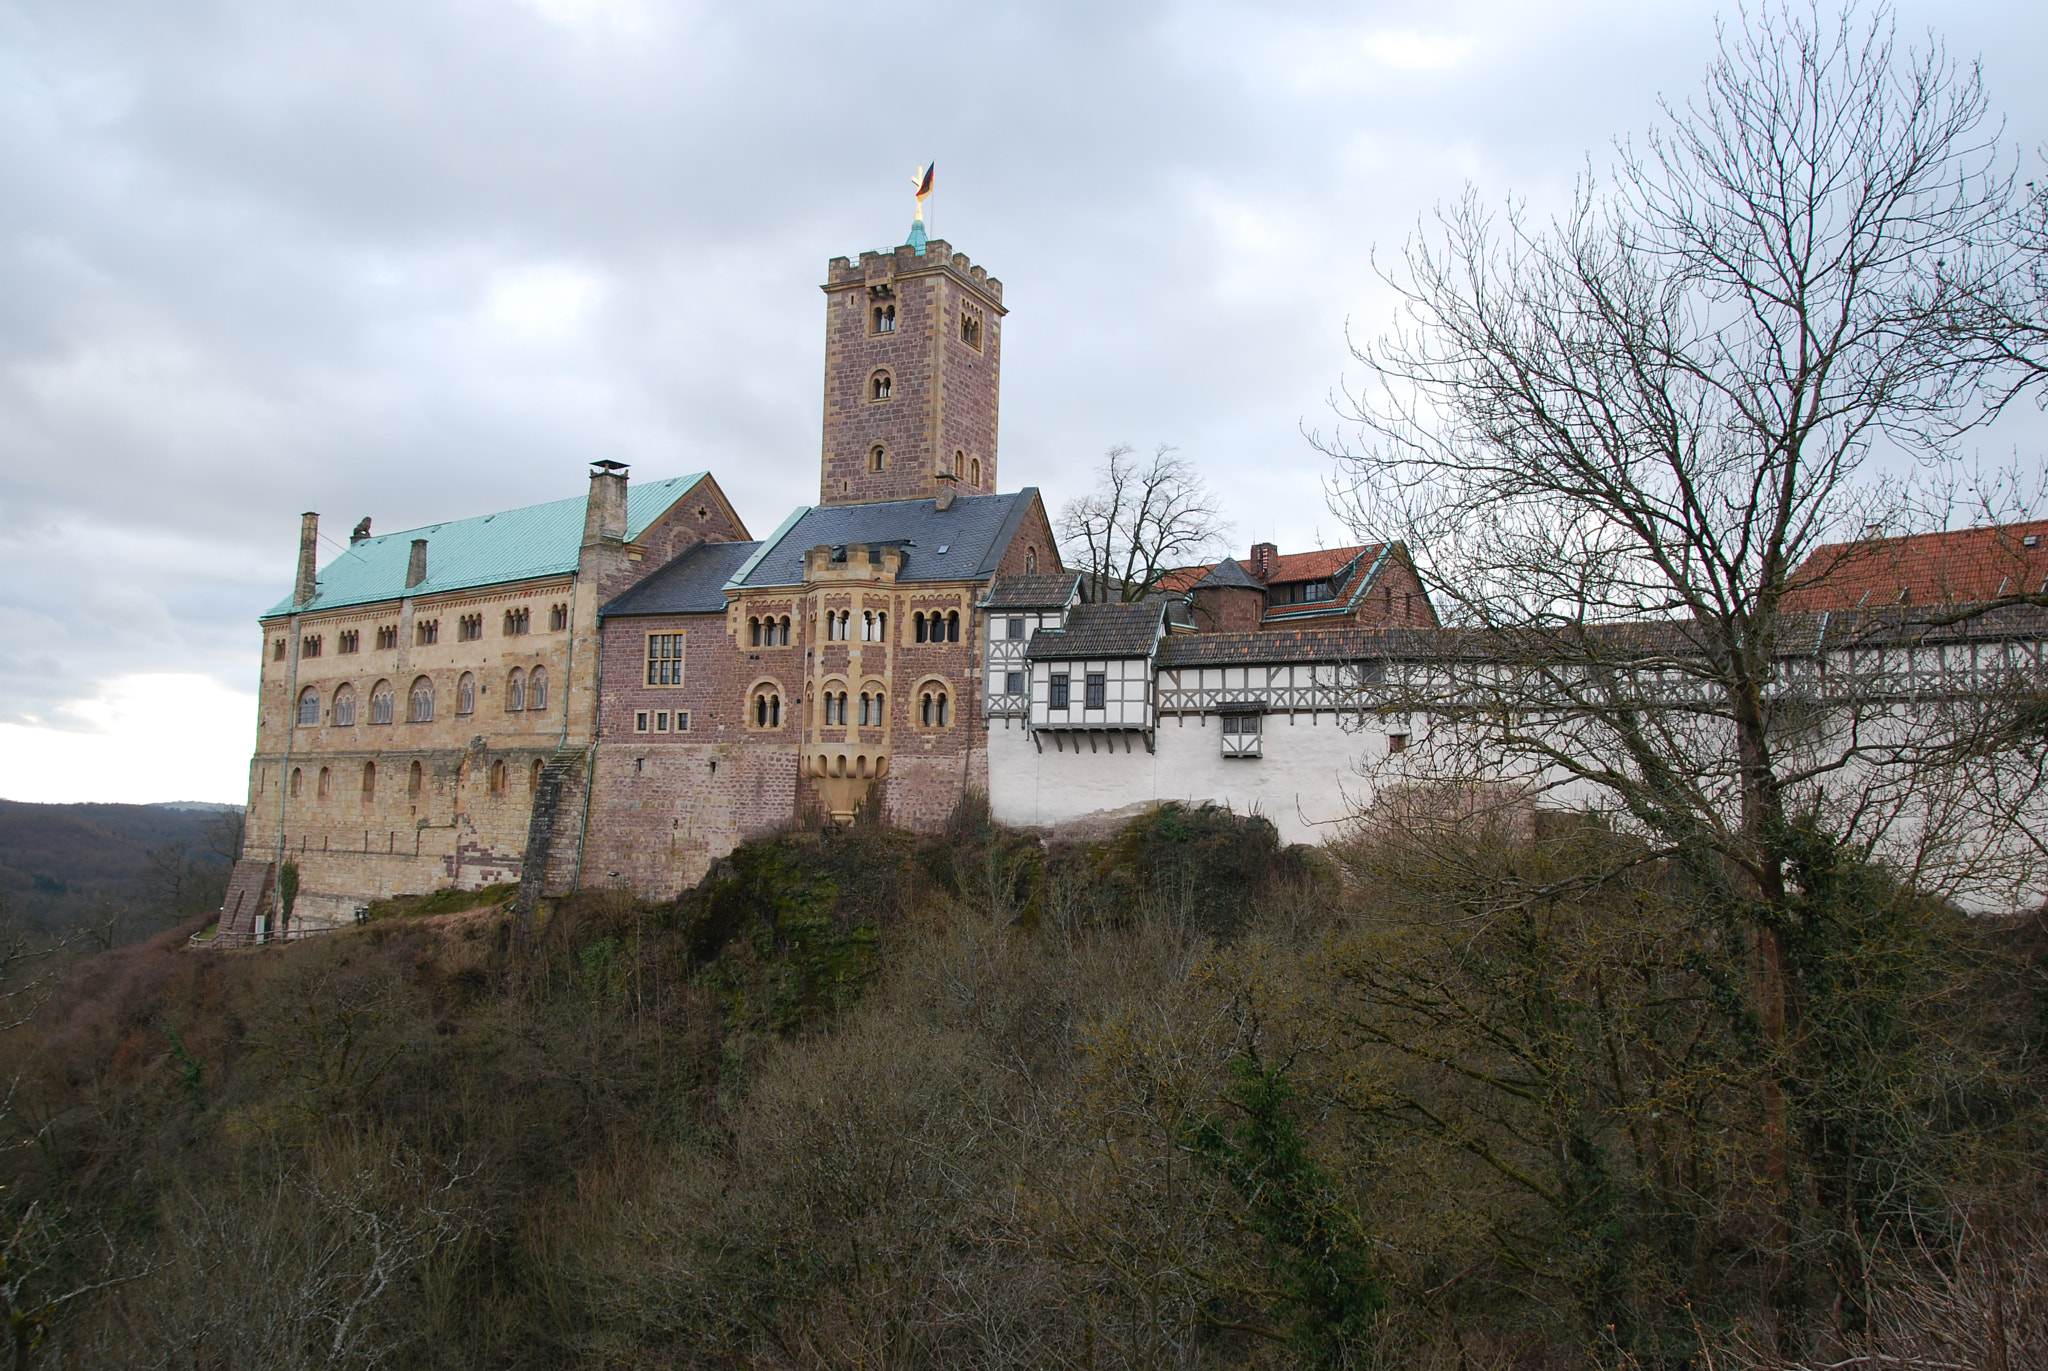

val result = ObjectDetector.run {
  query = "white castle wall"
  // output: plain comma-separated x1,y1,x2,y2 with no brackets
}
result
988,709,1400,844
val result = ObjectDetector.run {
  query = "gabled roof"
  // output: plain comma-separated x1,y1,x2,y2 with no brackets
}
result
1264,546,1369,584
730,491,1040,589
1027,601,1168,661
981,572,1082,610
1194,557,1264,591
600,540,761,617
264,474,712,618
1782,520,2048,611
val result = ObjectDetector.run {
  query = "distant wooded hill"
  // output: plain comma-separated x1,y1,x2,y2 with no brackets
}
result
0,799,243,939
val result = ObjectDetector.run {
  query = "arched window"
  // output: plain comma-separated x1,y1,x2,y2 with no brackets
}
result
457,672,476,715
952,449,965,476
870,445,885,473
529,667,547,711
752,690,782,728
749,617,761,646
408,675,435,722
920,692,933,727
914,612,927,643
859,692,871,726
506,668,525,712
971,457,981,486
318,766,331,799
1025,549,1037,573
333,684,356,727
407,760,423,798
361,761,376,800
489,760,507,794
872,303,895,332
946,611,960,642
778,616,791,645
290,767,303,797
370,680,395,725
297,687,320,726
861,610,875,641
937,692,949,726
530,758,544,792
870,371,892,401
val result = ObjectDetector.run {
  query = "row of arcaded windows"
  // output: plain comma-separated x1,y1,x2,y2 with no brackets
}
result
740,682,952,732
296,668,548,726
914,611,960,643
273,605,567,664
748,615,791,647
286,756,543,802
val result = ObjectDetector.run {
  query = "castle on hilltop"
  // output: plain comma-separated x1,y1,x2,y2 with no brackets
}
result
218,215,2048,938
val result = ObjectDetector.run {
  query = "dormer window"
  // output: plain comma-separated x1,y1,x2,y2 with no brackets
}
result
959,304,982,350
870,371,893,401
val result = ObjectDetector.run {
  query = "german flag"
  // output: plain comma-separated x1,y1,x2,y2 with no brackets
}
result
916,162,935,199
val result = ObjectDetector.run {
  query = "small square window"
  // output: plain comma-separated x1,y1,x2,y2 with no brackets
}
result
1007,617,1025,640
1085,673,1106,709
1005,671,1023,695
1049,674,1069,709
1388,733,1409,753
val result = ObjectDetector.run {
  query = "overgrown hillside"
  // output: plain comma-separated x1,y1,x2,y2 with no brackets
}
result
0,800,242,942
0,801,2041,1369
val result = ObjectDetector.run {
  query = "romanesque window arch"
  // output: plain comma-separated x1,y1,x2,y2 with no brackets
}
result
530,758,544,792
506,667,525,711
859,683,886,726
914,611,927,642
749,616,762,646
408,675,435,722
872,302,895,333
749,682,784,729
870,445,885,473
297,687,320,726
290,767,303,797
916,678,953,729
870,371,892,401
529,666,548,711
778,615,791,645
970,457,981,486
408,760,423,798
457,672,476,715
361,760,376,800
489,760,507,794
333,683,357,727
946,610,960,642
1025,549,1037,573
317,766,331,799
370,680,395,725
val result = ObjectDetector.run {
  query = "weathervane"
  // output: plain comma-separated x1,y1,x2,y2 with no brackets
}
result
907,161,934,255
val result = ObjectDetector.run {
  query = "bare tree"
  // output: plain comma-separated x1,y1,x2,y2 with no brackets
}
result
1317,1,2045,1340
1057,443,1227,604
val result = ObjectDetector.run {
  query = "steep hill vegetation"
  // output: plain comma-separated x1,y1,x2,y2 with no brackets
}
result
0,801,2040,1369
0,800,242,944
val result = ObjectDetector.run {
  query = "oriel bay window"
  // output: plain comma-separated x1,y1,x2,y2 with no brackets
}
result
646,632,685,686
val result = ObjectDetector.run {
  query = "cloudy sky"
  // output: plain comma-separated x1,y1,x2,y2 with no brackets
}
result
2,0,2044,805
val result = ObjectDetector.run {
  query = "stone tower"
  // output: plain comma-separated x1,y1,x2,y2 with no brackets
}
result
819,237,1005,506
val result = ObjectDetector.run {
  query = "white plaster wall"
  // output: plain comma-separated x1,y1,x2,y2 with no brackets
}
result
989,709,1395,845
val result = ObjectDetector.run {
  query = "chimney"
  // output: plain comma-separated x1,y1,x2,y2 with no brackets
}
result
407,539,428,589
584,460,630,546
934,469,958,512
1249,542,1278,581
350,517,372,544
294,512,319,607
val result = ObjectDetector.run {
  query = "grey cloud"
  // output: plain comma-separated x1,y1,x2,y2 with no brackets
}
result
1,0,2043,739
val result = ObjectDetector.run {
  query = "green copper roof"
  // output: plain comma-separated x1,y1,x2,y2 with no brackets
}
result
263,473,710,619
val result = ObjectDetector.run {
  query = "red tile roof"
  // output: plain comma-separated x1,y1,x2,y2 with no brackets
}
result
1782,521,2048,611
1160,545,1377,595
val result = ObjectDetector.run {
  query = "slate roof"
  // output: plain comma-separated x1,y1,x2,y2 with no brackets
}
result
263,474,712,618
730,491,1040,589
600,540,761,617
1782,521,2048,611
1027,602,1168,661
1193,557,1263,590
981,572,1081,610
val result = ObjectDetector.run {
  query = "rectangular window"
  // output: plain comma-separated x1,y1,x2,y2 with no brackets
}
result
674,710,689,732
1085,673,1106,709
1005,671,1023,695
655,711,670,732
634,711,649,732
1388,733,1409,753
338,630,359,654
1049,674,1069,709
646,632,685,686
1007,617,1025,640
1222,714,1261,735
